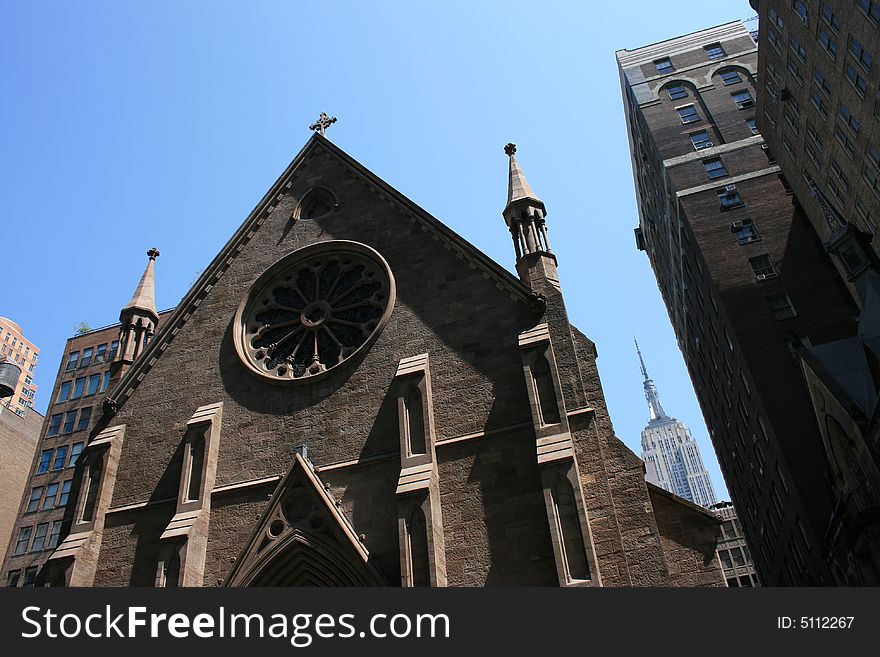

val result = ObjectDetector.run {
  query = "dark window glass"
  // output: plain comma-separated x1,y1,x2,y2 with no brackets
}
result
47,521,62,549
65,352,79,371
71,377,86,400
86,374,101,396
14,527,32,556
552,477,589,581
6,571,20,587
81,462,102,522
720,69,742,85
690,130,713,149
187,435,205,502
677,105,700,124
732,90,754,108
405,387,426,455
22,567,37,588
57,381,71,403
69,443,84,468
407,506,431,587
62,411,77,434
704,158,728,179
705,43,726,59
667,85,687,100
47,414,63,437
94,343,107,364
42,483,58,510
533,355,560,425
80,347,93,368
76,407,92,432
164,547,181,588
53,445,69,470
100,372,111,393
654,57,674,74
37,449,52,474
26,487,42,513
108,341,119,361
58,480,72,507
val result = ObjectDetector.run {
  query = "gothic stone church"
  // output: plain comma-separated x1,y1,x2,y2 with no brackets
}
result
44,132,724,587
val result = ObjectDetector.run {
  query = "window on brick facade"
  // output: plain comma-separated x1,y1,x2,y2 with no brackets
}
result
47,521,62,550
690,130,713,150
746,117,758,134
654,57,674,74
58,479,73,507
819,29,838,60
71,377,86,400
766,293,797,320
86,374,101,396
14,526,32,556
100,371,111,393
80,347,93,368
858,0,880,23
26,487,43,513
53,445,69,470
76,407,92,432
821,2,840,31
718,188,744,209
62,411,76,434
37,449,52,474
732,219,760,244
6,570,20,587
790,34,806,61
749,254,778,279
667,84,687,100
30,523,48,552
849,36,873,70
793,0,809,25
677,104,700,124
703,157,728,179
42,483,58,510
47,414,63,437
835,124,855,157
22,567,37,588
94,343,107,364
732,89,754,109
69,442,84,468
720,69,742,86
65,351,79,372
57,381,71,403
813,67,832,96
704,43,726,59
846,62,868,96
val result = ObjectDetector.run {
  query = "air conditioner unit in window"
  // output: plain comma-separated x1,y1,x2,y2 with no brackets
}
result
761,144,770,150
725,184,737,192
731,220,745,229
696,141,714,150
756,273,769,281
737,100,755,109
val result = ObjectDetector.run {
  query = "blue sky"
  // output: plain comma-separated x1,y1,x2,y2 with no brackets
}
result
0,1,758,499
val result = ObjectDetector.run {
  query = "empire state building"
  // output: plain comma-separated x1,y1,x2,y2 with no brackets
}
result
636,340,716,508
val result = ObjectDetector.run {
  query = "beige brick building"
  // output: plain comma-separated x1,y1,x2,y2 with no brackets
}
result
0,317,39,418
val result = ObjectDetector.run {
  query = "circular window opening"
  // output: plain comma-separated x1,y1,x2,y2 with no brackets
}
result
233,240,396,383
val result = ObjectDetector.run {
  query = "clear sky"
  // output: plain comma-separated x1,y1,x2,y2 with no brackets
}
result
0,1,759,500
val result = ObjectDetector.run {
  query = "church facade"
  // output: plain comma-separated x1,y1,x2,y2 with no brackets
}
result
40,132,724,587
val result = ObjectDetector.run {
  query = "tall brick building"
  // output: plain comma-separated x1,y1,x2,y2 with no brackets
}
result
748,0,880,585
27,132,725,587
617,21,869,585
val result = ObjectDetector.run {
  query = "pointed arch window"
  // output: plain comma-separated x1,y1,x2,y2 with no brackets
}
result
552,477,589,582
532,355,560,425
163,546,181,588
186,433,205,502
80,460,103,523
405,387,426,455
406,506,431,587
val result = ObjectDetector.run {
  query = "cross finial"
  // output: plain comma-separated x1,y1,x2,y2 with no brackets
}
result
504,143,517,156
147,247,160,261
309,112,337,136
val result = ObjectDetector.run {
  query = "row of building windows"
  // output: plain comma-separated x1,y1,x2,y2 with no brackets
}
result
47,408,92,436
653,41,730,74
25,479,73,513
6,567,39,587
57,371,110,403
36,442,84,474
0,331,38,361
675,90,754,126
65,341,117,372
12,521,64,556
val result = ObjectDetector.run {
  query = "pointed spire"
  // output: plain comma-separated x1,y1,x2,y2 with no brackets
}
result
122,247,159,321
635,338,668,422
504,143,543,212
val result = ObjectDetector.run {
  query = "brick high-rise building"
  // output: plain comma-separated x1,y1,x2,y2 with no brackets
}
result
2,253,172,587
617,21,866,585
23,131,726,588
0,316,39,417
748,0,880,585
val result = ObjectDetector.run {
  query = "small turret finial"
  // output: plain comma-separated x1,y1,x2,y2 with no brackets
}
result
309,112,337,136
147,247,160,261
504,143,516,156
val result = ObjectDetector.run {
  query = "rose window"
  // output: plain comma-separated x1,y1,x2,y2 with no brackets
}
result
234,241,395,382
